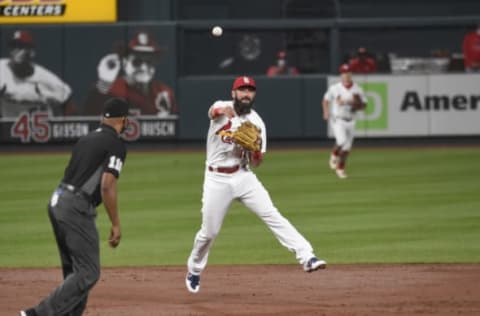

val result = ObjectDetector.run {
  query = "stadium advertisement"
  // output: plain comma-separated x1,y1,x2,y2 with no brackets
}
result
328,74,480,137
0,114,178,143
0,0,116,24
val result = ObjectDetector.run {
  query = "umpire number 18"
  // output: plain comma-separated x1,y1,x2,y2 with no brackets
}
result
108,156,123,172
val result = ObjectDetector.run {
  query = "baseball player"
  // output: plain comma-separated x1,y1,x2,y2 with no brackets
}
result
185,76,326,294
0,29,76,118
322,64,367,179
20,98,129,316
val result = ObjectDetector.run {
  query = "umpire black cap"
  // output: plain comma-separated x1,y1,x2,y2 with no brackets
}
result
102,98,129,118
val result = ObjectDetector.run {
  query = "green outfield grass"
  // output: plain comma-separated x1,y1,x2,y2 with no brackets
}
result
0,146,479,267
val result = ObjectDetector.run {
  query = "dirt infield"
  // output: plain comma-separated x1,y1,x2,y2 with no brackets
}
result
2,264,479,316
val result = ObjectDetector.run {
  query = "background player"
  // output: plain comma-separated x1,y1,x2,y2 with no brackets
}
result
185,76,326,294
20,98,129,316
0,29,76,118
322,64,367,179
83,31,177,116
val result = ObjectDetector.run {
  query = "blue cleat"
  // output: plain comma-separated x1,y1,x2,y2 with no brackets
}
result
303,257,327,272
185,272,200,293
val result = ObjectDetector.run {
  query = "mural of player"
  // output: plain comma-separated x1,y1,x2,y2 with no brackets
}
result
83,31,177,117
0,29,76,118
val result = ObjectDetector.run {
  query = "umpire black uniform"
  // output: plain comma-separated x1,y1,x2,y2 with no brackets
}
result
21,98,129,316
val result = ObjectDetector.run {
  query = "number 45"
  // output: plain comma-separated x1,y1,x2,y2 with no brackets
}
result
11,112,50,143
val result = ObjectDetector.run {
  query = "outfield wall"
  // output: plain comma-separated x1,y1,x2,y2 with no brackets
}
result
178,74,480,140
0,23,479,144
1,72,479,143
177,76,329,140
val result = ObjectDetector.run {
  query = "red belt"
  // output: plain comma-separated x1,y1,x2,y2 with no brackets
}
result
208,165,240,174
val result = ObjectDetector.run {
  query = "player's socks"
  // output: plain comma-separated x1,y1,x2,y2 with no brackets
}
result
329,154,338,170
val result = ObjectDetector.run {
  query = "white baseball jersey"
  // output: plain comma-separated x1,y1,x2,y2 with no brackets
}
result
323,81,367,121
0,58,72,118
206,100,267,168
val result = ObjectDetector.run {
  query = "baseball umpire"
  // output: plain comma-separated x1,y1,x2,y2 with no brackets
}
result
20,98,130,316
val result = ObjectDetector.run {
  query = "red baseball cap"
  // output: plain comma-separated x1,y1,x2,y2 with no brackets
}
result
232,76,256,90
128,31,162,54
339,64,351,74
9,30,34,48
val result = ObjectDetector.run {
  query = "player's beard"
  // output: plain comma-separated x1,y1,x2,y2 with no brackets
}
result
10,62,34,79
234,96,254,115
9,49,34,79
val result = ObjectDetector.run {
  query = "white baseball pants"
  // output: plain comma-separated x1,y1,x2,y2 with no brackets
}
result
332,117,355,151
187,168,315,275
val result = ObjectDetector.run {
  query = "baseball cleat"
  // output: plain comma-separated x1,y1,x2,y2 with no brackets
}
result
303,257,327,272
185,272,200,293
19,309,36,316
335,168,347,179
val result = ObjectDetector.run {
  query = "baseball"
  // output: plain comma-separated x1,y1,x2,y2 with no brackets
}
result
212,26,223,37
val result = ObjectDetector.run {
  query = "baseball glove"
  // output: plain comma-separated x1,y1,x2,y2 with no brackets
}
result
351,94,365,111
231,121,262,152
